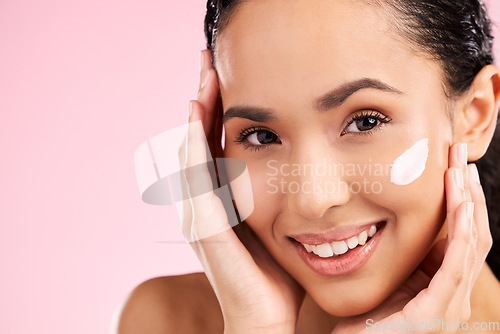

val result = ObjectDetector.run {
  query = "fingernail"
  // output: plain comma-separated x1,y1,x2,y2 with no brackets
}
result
466,202,474,220
457,142,468,166
454,168,464,190
470,164,481,185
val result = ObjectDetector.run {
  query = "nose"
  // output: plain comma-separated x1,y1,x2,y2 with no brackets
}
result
286,147,351,220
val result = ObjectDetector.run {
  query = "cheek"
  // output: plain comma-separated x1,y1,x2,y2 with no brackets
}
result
366,137,448,262
223,145,283,239
309,139,448,314
390,138,429,185
237,161,283,233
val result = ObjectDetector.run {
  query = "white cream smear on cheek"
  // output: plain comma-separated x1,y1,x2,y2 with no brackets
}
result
390,138,429,186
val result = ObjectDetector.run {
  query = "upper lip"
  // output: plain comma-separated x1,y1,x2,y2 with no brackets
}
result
289,221,384,245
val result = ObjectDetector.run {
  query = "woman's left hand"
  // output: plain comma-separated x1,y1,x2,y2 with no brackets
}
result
332,142,493,334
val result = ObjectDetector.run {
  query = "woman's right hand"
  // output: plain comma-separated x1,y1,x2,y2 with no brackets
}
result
177,50,305,334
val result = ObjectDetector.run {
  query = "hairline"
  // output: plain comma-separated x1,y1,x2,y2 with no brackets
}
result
211,0,462,121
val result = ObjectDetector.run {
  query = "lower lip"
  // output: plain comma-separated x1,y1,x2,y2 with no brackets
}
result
293,223,384,276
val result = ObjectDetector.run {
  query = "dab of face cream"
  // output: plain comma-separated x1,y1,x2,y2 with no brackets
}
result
390,138,429,186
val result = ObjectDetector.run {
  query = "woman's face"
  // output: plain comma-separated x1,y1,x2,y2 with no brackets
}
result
217,0,452,316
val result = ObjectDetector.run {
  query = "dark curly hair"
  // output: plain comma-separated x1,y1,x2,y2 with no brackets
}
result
204,0,500,278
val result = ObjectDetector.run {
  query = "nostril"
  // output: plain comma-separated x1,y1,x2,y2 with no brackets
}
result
285,182,351,220
287,195,328,221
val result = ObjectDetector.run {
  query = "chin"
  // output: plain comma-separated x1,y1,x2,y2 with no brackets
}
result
309,282,393,317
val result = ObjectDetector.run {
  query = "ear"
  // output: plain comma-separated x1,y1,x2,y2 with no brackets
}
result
453,64,500,161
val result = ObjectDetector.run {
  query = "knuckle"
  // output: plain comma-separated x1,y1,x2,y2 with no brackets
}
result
479,233,493,255
486,233,493,250
458,231,471,247
471,225,479,243
460,224,473,243
450,268,465,287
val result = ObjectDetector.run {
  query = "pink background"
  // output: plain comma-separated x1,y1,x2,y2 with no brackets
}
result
0,1,499,333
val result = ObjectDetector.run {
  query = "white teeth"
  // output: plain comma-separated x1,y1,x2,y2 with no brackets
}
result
368,225,377,237
346,236,359,249
332,241,348,255
300,224,380,258
315,243,334,258
358,230,368,245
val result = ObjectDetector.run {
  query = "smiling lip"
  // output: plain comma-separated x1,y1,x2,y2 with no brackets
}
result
290,222,379,244
291,221,385,276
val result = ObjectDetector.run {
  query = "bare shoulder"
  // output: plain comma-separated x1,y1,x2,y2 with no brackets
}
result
115,272,223,334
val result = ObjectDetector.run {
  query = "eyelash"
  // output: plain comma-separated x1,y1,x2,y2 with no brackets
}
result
341,110,392,136
234,125,279,152
234,110,392,151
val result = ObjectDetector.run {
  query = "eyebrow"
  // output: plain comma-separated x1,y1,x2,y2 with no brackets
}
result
222,78,404,123
314,78,404,111
223,106,277,123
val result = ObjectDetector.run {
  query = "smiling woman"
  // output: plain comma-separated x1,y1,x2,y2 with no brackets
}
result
117,0,500,333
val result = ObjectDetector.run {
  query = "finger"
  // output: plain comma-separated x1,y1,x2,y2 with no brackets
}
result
178,102,212,186
444,166,465,240
440,158,478,321
450,142,471,200
198,49,210,91
184,101,214,182
201,76,223,160
445,143,469,240
198,51,221,139
177,101,213,219
177,102,209,210
456,165,485,320
452,217,476,321
180,101,268,318
198,70,220,132
450,201,477,321
197,50,224,161
424,201,474,314
211,92,224,156
181,101,229,241
199,69,223,158
182,109,261,306
467,163,492,283
468,163,492,257
448,142,468,170
458,224,477,320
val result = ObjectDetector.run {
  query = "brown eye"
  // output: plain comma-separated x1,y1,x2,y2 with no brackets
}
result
343,111,391,135
349,117,379,132
247,130,280,145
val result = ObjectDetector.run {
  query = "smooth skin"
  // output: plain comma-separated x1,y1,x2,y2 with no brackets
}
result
213,1,499,322
116,54,500,334
116,1,500,333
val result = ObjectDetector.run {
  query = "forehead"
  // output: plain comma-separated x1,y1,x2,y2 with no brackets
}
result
215,0,442,108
